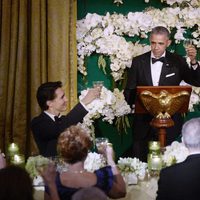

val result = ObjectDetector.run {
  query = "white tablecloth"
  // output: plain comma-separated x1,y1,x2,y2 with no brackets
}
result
116,177,158,200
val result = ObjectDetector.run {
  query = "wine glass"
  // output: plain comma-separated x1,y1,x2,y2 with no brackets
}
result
183,39,193,49
95,137,109,152
92,81,104,88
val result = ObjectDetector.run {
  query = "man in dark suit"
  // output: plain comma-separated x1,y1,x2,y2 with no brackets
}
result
124,26,200,161
156,118,200,200
31,81,100,157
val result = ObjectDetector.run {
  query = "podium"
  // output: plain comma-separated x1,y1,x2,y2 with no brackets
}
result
135,86,192,148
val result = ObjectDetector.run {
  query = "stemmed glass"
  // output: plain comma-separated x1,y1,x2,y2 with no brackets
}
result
95,137,109,152
92,81,104,88
183,39,193,59
183,39,193,49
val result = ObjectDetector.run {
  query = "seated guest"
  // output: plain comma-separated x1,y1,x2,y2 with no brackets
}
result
156,118,200,200
44,125,126,200
0,165,34,200
31,81,100,157
41,166,108,200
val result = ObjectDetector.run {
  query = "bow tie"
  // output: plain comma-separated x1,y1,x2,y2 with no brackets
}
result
54,116,62,123
152,57,165,64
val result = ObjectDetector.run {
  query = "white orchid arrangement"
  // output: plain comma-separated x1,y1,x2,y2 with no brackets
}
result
188,86,200,111
77,7,200,81
79,86,131,137
84,152,106,172
117,157,147,184
162,141,189,167
25,153,105,178
159,0,200,7
77,3,200,112
25,155,50,178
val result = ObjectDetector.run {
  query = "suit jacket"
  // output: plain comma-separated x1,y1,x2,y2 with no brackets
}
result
124,51,200,106
156,154,200,200
124,51,200,141
31,103,88,157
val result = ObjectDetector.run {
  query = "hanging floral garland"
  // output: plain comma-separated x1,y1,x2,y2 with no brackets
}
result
77,6,200,81
157,0,200,7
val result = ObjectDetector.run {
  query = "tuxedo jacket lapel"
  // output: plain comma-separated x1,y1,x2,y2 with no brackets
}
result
159,62,169,85
142,52,153,86
159,51,175,85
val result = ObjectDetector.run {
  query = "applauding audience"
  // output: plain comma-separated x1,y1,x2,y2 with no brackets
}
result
156,118,200,200
43,125,126,200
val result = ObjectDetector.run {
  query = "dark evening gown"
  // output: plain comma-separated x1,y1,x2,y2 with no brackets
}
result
45,166,114,200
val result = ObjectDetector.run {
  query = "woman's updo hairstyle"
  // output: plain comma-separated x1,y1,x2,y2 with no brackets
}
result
57,125,93,164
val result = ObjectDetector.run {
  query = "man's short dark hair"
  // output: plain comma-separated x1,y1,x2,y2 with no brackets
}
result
150,26,170,39
36,81,62,111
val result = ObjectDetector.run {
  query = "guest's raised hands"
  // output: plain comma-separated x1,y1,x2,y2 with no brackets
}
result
40,163,60,200
81,87,101,106
185,45,197,64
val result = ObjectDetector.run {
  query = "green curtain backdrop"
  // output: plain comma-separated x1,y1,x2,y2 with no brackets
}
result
77,0,200,158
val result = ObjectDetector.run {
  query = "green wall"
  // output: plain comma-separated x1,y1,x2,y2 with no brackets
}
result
77,0,165,19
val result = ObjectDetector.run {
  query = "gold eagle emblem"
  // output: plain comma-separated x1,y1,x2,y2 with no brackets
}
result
140,90,190,119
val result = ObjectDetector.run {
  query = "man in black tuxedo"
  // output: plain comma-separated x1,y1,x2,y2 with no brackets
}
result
31,81,100,157
124,26,200,161
156,118,200,200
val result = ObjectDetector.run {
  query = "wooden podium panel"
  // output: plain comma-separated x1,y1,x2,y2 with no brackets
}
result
135,86,192,114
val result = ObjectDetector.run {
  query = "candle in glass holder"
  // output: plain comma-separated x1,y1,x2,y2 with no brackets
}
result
149,141,160,151
11,154,25,167
150,154,162,170
148,141,162,175
8,143,19,156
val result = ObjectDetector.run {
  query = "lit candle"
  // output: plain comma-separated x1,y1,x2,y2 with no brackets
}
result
150,155,162,171
149,141,160,151
8,143,19,155
11,154,25,167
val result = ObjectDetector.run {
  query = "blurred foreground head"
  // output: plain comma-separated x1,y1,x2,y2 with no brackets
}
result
71,186,107,200
182,118,200,151
0,165,33,200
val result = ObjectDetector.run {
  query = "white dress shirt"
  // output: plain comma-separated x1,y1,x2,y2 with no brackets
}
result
44,111,59,121
151,52,166,86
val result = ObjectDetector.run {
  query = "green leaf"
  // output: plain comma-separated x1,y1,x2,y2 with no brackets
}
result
115,115,130,134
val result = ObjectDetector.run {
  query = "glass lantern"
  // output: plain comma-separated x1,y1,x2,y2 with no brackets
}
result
147,141,162,176
10,154,25,168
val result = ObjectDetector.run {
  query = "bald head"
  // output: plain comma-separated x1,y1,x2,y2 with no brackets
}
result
182,118,200,151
